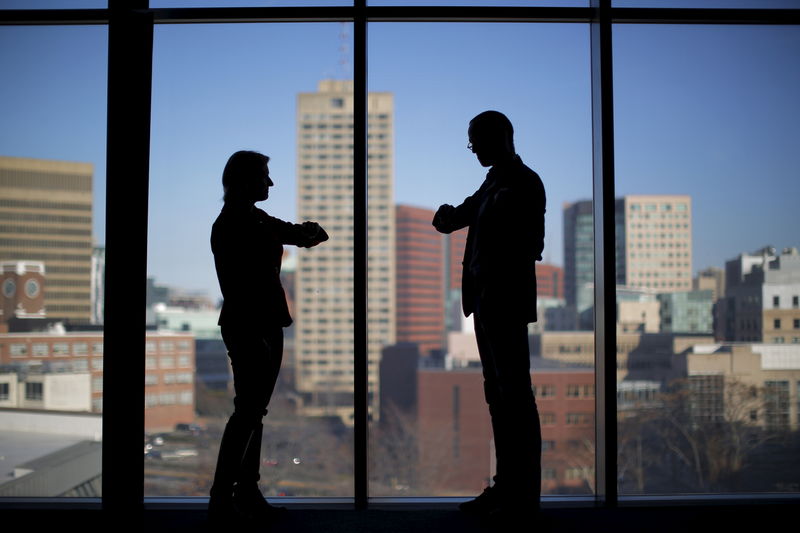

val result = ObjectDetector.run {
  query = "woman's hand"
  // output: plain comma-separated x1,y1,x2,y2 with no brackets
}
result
300,221,329,247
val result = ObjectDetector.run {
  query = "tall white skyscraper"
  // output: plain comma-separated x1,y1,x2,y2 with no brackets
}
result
295,80,395,424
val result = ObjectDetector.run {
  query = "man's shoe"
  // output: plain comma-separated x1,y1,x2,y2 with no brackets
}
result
458,485,501,516
485,497,543,529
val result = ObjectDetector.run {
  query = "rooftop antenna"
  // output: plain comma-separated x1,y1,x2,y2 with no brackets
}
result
338,22,351,79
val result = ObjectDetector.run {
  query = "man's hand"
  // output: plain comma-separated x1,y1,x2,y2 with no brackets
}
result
432,204,456,233
300,221,329,247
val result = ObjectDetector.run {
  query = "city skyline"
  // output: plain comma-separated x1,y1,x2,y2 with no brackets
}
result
2,2,800,503
1,21,798,302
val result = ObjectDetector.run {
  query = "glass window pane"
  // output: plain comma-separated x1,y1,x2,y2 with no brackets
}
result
368,22,594,497
614,24,800,495
146,22,354,498
0,25,107,498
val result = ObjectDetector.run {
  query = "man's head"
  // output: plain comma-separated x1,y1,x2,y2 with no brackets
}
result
468,110,516,168
222,150,273,203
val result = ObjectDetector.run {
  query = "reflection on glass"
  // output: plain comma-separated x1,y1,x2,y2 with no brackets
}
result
614,25,800,494
145,23,354,497
368,22,594,497
0,26,107,497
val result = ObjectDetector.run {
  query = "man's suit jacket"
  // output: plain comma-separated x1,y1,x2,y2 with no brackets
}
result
436,155,545,324
211,205,316,329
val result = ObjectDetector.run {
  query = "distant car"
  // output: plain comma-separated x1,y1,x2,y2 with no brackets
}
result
175,423,203,435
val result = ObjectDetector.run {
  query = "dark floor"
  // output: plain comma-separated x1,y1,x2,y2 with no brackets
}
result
6,502,800,533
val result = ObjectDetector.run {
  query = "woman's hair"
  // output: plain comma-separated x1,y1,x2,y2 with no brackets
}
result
222,150,270,202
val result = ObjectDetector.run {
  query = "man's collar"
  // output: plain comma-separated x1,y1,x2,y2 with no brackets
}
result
488,154,521,178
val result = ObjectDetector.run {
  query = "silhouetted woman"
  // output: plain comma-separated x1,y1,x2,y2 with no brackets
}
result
209,150,327,523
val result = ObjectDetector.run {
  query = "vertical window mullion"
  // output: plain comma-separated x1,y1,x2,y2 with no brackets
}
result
353,0,369,511
103,0,152,514
590,0,617,508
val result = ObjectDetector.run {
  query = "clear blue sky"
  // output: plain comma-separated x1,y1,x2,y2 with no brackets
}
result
1,14,798,300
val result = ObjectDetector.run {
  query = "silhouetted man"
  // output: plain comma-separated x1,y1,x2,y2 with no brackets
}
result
433,111,545,520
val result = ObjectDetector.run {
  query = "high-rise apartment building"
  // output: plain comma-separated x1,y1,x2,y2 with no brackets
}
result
620,195,693,292
295,80,395,423
564,195,693,318
0,156,94,325
396,204,444,356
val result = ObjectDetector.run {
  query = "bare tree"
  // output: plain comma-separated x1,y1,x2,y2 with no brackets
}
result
369,400,420,495
619,377,775,492
556,430,596,495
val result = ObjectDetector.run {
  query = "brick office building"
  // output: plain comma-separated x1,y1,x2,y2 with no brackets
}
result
0,330,196,432
536,263,564,299
396,204,445,355
417,360,595,496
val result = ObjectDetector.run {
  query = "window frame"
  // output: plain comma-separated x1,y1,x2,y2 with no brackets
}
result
1,0,799,513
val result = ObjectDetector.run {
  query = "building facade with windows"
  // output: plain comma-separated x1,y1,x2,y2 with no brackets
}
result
0,156,94,325
537,263,564,300
686,342,800,432
694,266,726,303
395,204,445,356
563,199,596,318
294,80,395,423
417,362,595,496
658,289,714,334
0,330,195,432
564,195,693,324
620,195,693,292
532,331,712,385
718,247,800,343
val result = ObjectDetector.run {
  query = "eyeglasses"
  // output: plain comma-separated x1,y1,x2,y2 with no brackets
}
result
467,142,474,151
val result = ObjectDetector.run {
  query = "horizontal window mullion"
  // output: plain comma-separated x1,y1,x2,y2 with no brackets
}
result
4,7,798,27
